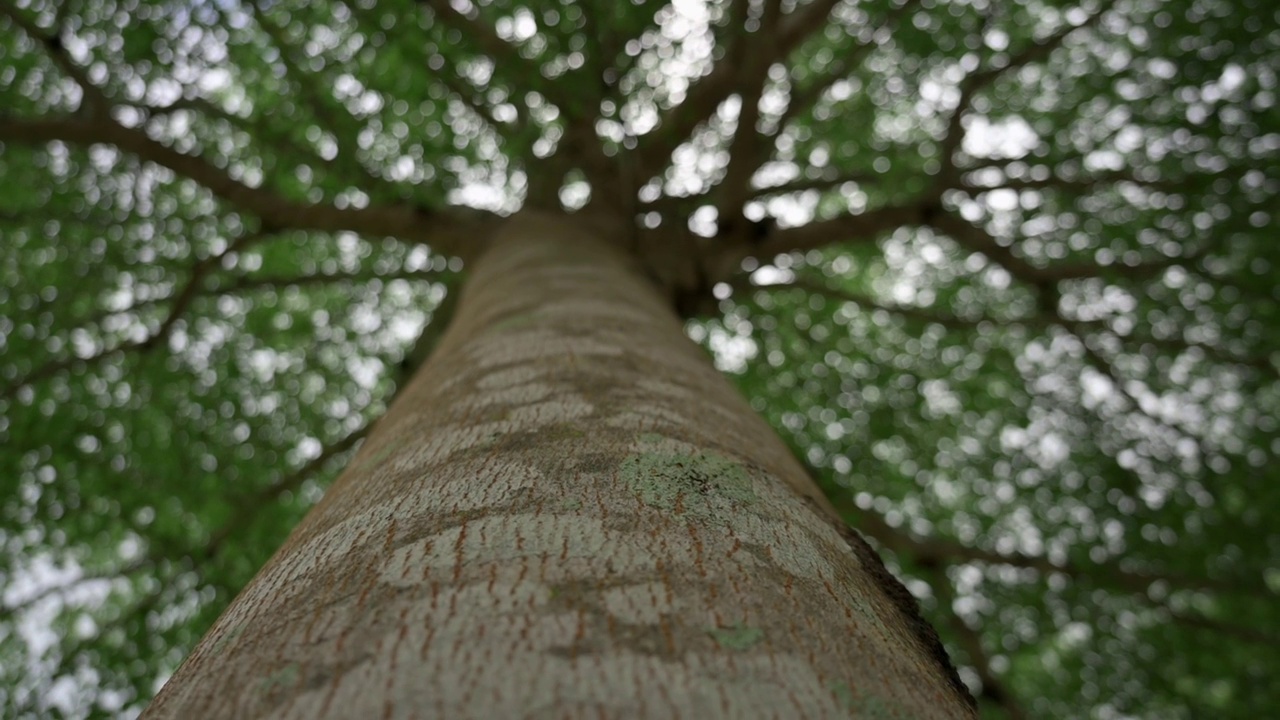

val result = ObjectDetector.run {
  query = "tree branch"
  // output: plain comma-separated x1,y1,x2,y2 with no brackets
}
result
419,0,562,106
739,275,980,331
851,509,1270,599
938,1,1113,176
752,170,879,199
0,114,498,257
248,1,404,198
770,0,915,136
202,424,372,560
639,169,875,222
142,231,278,350
349,2,530,146
757,204,925,258
416,0,609,193
709,201,930,281
631,0,842,185
926,566,1029,720
714,0,783,225
0,230,276,399
144,96,340,174
0,1,111,113
927,210,1198,284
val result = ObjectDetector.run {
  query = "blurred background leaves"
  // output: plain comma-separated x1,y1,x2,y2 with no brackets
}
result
1,0,1277,717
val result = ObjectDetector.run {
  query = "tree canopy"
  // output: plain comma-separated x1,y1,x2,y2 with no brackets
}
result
1,0,1277,717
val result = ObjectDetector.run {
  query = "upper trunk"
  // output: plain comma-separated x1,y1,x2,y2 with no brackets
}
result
143,211,975,719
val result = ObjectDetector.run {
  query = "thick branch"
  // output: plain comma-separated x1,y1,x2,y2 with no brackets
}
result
0,115,497,257
203,424,371,559
928,568,1028,720
927,210,1197,284
770,0,915,136
417,0,609,192
143,231,277,350
349,2,529,145
740,276,979,331
714,0,783,224
0,2,111,112
631,0,842,184
1062,320,1221,462
145,96,345,177
249,2,404,198
419,0,562,106
938,2,1113,176
639,169,875,222
710,201,929,281
753,170,878,199
1,231,271,398
853,509,1268,598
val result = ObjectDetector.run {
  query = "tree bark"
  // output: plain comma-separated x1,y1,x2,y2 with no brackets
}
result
142,211,975,719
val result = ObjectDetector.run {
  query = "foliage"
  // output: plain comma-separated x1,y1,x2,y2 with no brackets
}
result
1,0,1277,717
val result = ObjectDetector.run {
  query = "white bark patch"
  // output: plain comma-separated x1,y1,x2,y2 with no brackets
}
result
600,581,678,625
634,378,694,400
472,382,553,407
506,396,595,425
472,334,626,368
265,635,848,719
536,299,659,326
603,407,698,431
395,514,662,575
732,514,839,582
223,463,544,620
386,422,517,471
477,365,552,390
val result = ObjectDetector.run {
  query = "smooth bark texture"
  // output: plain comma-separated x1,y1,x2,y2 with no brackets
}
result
143,212,975,719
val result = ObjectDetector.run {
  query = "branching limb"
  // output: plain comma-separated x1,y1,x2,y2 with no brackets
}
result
713,0,783,227
927,210,1196,284
419,0,562,105
141,230,277,350
0,114,498,255
202,424,372,560
639,169,874,221
937,1,1113,178
737,275,979,331
0,229,277,399
417,0,609,192
850,509,1272,599
348,2,530,146
248,1,402,197
0,1,111,113
928,209,1271,368
707,200,931,282
631,0,842,186
142,95,365,188
0,224,457,400
926,566,1029,720
751,170,878,200
768,0,915,137
1061,320,1223,462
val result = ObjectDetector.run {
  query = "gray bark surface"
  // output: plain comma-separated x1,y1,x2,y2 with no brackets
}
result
143,212,974,719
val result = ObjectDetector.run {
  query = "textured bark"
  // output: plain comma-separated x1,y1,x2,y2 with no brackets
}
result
143,212,975,719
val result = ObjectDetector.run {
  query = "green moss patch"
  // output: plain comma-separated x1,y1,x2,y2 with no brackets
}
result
706,624,764,650
619,450,756,520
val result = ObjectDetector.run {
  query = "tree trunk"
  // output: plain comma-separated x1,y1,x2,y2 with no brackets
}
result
142,212,975,719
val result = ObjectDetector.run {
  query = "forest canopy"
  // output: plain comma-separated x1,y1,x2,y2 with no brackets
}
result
1,0,1277,717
